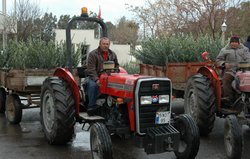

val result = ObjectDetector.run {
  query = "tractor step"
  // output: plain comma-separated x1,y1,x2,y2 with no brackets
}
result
78,112,105,122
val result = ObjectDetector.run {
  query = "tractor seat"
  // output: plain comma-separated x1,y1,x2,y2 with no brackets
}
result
77,66,87,78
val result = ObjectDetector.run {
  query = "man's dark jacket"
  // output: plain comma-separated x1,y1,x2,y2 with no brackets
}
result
86,47,119,81
244,41,250,51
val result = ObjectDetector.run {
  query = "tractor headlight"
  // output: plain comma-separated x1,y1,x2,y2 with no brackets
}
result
140,96,152,105
159,95,169,103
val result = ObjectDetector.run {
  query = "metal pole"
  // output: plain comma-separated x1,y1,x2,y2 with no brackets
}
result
14,0,17,41
14,0,16,16
2,0,7,50
222,31,225,45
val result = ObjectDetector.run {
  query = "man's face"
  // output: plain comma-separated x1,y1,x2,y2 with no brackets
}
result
230,42,240,49
99,39,110,51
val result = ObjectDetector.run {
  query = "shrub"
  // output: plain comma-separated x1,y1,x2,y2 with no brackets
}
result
1,39,81,69
133,35,223,66
121,62,139,74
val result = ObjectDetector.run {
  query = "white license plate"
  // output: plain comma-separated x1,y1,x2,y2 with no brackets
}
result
155,111,171,124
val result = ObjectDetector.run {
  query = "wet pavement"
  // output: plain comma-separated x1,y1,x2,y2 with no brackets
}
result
1,105,250,159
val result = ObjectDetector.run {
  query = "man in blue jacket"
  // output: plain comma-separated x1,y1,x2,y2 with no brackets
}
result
244,35,250,51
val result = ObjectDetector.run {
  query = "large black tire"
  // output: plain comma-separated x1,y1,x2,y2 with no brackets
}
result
174,114,200,159
40,77,76,145
224,115,243,159
5,94,22,124
0,88,6,113
90,122,113,159
184,74,216,136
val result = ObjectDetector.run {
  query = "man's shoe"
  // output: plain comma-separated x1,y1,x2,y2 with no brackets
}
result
87,106,99,116
87,109,95,116
87,107,96,116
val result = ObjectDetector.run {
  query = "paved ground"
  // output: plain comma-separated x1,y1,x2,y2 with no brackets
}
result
1,104,250,159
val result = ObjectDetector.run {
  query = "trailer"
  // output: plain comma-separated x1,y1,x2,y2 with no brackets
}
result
0,68,80,124
139,62,207,97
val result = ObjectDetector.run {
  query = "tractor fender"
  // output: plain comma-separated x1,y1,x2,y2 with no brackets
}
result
197,66,222,108
197,66,219,81
54,68,80,117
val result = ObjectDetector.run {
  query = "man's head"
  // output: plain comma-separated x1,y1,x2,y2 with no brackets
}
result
99,37,110,51
230,36,240,49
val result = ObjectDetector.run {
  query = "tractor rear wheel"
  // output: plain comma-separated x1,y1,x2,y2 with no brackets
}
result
174,114,200,159
0,89,6,113
184,74,216,136
40,77,76,145
90,122,113,159
5,94,22,124
224,115,243,159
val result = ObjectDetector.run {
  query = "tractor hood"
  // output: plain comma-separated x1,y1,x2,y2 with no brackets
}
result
99,73,152,99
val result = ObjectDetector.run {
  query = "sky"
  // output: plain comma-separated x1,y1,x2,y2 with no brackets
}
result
2,0,144,24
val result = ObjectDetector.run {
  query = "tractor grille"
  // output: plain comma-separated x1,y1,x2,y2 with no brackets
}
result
135,79,171,134
139,105,167,133
139,80,171,95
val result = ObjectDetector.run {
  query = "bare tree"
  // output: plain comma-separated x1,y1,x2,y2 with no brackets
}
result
128,0,245,39
107,17,139,49
15,0,42,41
127,0,161,38
225,1,250,39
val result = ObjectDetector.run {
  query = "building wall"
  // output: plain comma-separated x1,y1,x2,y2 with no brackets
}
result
55,29,132,65
0,13,17,33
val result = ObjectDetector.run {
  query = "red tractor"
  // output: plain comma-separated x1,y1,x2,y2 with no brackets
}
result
40,7,200,159
184,52,250,159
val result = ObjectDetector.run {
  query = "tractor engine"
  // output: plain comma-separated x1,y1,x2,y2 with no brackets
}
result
233,70,250,113
236,70,250,93
134,78,172,135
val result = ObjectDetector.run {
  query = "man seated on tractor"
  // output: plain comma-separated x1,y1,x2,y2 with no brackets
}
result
216,36,250,106
85,37,119,116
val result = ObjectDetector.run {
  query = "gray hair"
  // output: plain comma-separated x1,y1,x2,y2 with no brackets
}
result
99,37,110,45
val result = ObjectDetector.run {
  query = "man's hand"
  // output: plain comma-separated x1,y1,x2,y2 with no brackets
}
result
224,63,235,69
96,79,101,86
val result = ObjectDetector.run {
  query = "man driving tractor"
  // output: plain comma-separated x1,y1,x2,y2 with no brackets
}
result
216,35,250,106
85,37,119,116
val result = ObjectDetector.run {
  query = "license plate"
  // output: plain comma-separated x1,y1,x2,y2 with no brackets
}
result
155,111,171,124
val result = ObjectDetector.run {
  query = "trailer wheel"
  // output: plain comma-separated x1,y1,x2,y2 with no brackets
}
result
174,114,200,159
0,89,6,113
40,77,76,145
5,94,22,124
224,115,243,159
184,74,216,136
90,122,113,159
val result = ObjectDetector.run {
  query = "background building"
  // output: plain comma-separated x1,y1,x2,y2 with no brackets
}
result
55,29,133,65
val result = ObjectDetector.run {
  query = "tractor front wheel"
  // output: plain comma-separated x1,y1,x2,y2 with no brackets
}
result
174,114,200,159
224,115,243,159
40,77,76,145
184,74,216,136
90,122,113,159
